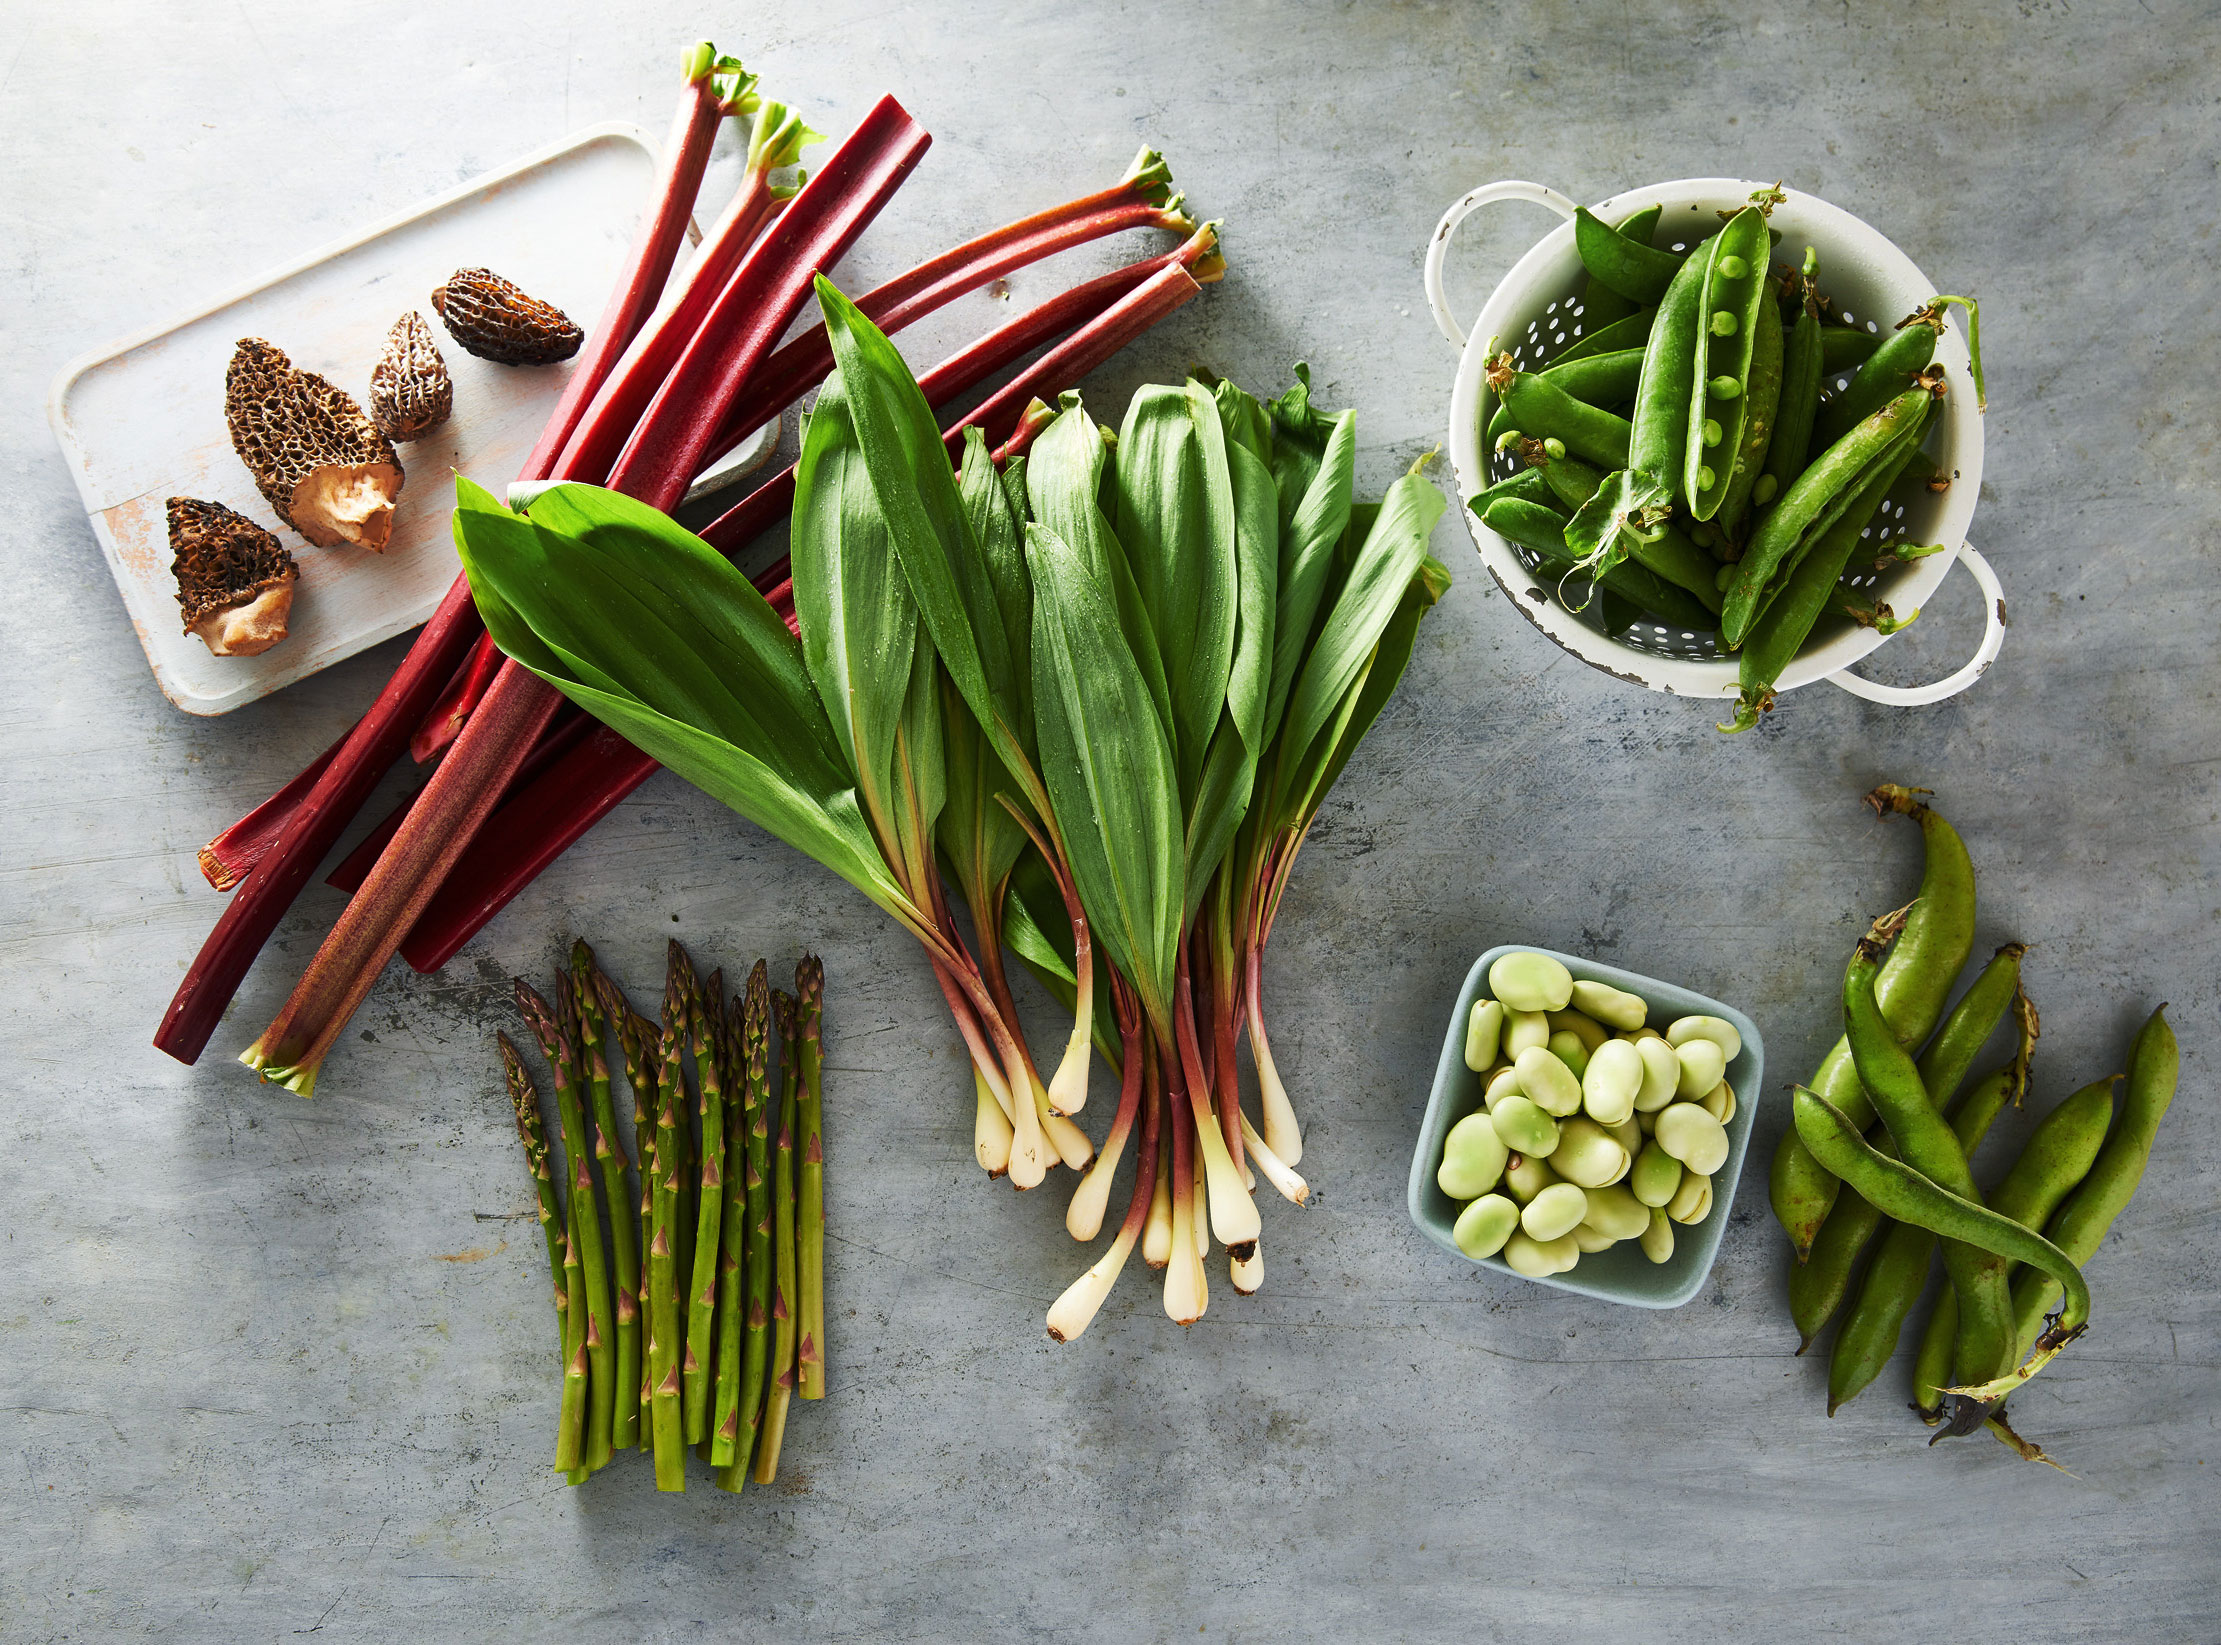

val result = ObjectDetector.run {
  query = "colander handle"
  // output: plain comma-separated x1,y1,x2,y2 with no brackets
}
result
1425,181,1579,349
1825,545,2005,706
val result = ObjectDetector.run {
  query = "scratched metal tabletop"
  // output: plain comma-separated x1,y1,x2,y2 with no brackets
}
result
5,3,2215,1639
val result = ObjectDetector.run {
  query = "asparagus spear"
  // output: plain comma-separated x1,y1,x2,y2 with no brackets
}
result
497,1032,567,1358
756,986,801,1484
709,988,749,1469
595,972,661,1453
646,952,690,1490
682,969,729,1444
517,978,615,1473
719,966,775,1493
666,949,700,1381
796,955,826,1401
572,943,641,1454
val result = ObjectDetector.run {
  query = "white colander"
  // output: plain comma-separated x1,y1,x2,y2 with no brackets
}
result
1427,178,2003,706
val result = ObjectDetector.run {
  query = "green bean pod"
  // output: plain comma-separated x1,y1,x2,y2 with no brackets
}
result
1718,412,1926,732
1721,386,1933,647
1912,1073,2117,1420
1761,251,1826,508
1483,358,1632,469
1792,1087,2091,1411
1684,207,1774,519
1580,203,1664,329
1825,1067,2018,1413
1627,249,1709,495
1712,275,1785,537
1811,302,1944,446
1487,349,1647,445
1480,496,1717,630
2007,1006,2178,1360
1554,306,1656,367
1518,444,1724,612
1574,205,1688,304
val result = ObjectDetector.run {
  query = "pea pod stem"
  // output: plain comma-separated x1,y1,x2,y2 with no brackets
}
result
1791,1087,2089,1405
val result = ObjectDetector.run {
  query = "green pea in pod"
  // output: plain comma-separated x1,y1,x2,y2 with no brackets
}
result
1683,205,1776,520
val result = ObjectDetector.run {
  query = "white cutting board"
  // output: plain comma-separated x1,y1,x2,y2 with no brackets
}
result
50,122,678,717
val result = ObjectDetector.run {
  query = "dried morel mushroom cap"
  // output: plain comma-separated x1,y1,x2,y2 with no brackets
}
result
368,311,452,442
430,267,585,366
168,497,298,657
224,338,405,551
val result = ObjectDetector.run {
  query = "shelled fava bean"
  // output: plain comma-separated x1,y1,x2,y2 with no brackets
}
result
1442,951,1742,1276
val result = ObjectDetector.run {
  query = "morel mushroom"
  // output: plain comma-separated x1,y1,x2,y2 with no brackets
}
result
169,497,298,657
430,267,584,366
368,311,452,441
224,339,405,551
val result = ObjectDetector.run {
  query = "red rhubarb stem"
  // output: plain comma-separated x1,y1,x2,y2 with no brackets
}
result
197,730,344,891
702,227,1217,554
519,48,732,479
550,97,814,489
156,51,732,1066
606,96,931,513
705,172,1187,461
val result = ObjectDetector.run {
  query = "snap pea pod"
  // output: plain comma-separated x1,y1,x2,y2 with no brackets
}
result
1911,1073,2117,1421
1721,386,1933,647
1718,406,1928,732
1581,203,1665,329
1826,1066,2021,1414
1480,496,1717,629
1811,295,1980,445
1468,468,1556,516
1819,325,1882,371
1486,349,1648,445
1626,248,1709,501
1483,357,1632,468
1758,250,1826,509
1517,443,1723,612
1786,946,2026,1347
1574,204,1688,304
1685,207,1774,520
1842,906,2017,1425
1792,1086,2090,1412
2006,1005,2177,1362
1712,275,1785,538
1553,306,1656,367
1770,784,1977,1260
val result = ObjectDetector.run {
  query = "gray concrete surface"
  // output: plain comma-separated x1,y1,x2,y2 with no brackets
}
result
5,2,2216,1639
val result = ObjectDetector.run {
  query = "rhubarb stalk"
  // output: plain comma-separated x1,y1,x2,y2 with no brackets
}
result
238,100,930,1095
197,731,342,890
156,43,735,1066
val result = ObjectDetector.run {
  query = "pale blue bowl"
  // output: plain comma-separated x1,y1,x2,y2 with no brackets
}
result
1407,945,1765,1308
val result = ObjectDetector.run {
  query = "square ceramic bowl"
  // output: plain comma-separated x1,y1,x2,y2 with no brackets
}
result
1406,945,1764,1308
